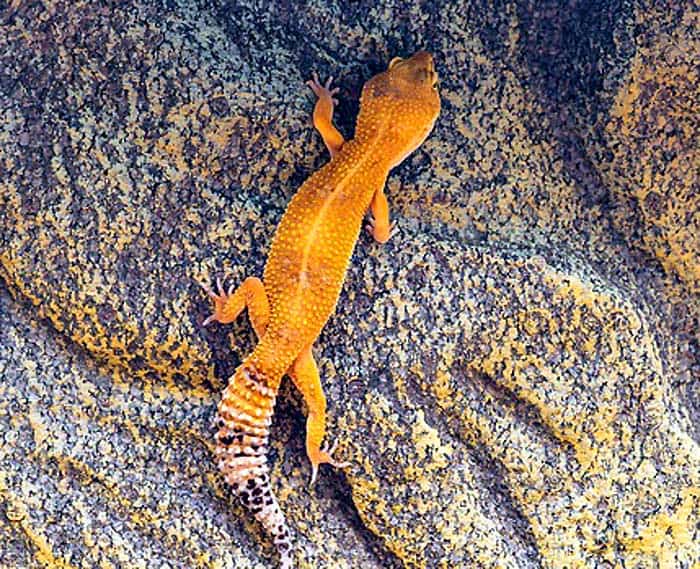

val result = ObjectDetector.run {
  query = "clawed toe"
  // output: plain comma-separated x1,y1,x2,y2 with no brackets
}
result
310,464,320,487
199,281,217,300
307,71,339,105
365,216,377,236
365,217,396,243
200,277,233,326
309,440,350,486
202,314,216,327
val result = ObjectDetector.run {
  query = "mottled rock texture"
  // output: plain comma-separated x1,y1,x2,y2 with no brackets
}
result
1,1,698,568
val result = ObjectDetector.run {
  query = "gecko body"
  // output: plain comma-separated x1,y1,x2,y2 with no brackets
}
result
203,51,440,567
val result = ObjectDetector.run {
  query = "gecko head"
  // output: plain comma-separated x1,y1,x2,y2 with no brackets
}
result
359,50,441,168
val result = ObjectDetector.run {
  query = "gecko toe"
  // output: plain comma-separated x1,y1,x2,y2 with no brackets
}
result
200,282,218,300
388,220,398,240
309,463,320,487
307,72,339,102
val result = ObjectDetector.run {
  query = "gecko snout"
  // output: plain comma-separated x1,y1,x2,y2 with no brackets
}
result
405,50,438,88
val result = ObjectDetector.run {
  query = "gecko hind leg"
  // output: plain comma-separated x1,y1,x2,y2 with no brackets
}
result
289,346,349,486
365,186,396,244
306,72,345,158
200,276,269,338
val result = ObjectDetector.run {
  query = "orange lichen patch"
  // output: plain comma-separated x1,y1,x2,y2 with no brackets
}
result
348,393,522,569
462,255,700,567
8,424,218,568
143,100,250,182
0,228,216,386
0,475,75,569
604,5,699,294
368,245,700,568
0,181,26,234
0,254,41,308
620,488,700,568
400,35,581,247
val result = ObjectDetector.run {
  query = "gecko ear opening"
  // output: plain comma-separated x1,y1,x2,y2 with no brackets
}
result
388,57,403,70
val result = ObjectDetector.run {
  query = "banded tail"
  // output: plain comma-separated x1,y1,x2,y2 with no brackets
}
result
215,358,294,568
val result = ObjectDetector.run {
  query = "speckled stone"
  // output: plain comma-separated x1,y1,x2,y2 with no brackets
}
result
0,283,391,568
1,1,697,568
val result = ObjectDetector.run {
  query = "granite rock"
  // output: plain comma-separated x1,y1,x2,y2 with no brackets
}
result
1,1,698,567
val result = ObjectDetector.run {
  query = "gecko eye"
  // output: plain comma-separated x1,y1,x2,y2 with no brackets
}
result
389,57,403,70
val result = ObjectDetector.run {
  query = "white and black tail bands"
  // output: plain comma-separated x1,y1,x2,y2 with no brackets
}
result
214,359,294,568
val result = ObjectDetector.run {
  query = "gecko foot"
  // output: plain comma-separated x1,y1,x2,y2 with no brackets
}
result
306,72,340,106
365,218,397,244
200,277,236,326
309,439,350,487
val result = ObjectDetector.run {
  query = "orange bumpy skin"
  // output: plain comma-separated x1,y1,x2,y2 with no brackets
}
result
203,51,440,568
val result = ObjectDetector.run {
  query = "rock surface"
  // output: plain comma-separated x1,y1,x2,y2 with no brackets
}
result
1,1,698,568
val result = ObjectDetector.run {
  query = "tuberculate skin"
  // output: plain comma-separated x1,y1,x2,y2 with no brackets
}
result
202,50,440,568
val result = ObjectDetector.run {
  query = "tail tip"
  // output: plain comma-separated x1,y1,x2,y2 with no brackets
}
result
275,527,294,568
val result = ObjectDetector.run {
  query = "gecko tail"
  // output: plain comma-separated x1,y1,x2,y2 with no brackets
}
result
215,359,294,568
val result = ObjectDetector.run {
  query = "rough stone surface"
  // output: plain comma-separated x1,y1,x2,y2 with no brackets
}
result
1,1,698,568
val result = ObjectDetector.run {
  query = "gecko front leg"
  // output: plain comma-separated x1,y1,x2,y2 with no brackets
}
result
307,72,345,158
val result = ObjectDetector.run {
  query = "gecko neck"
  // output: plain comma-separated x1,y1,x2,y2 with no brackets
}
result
334,128,392,203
